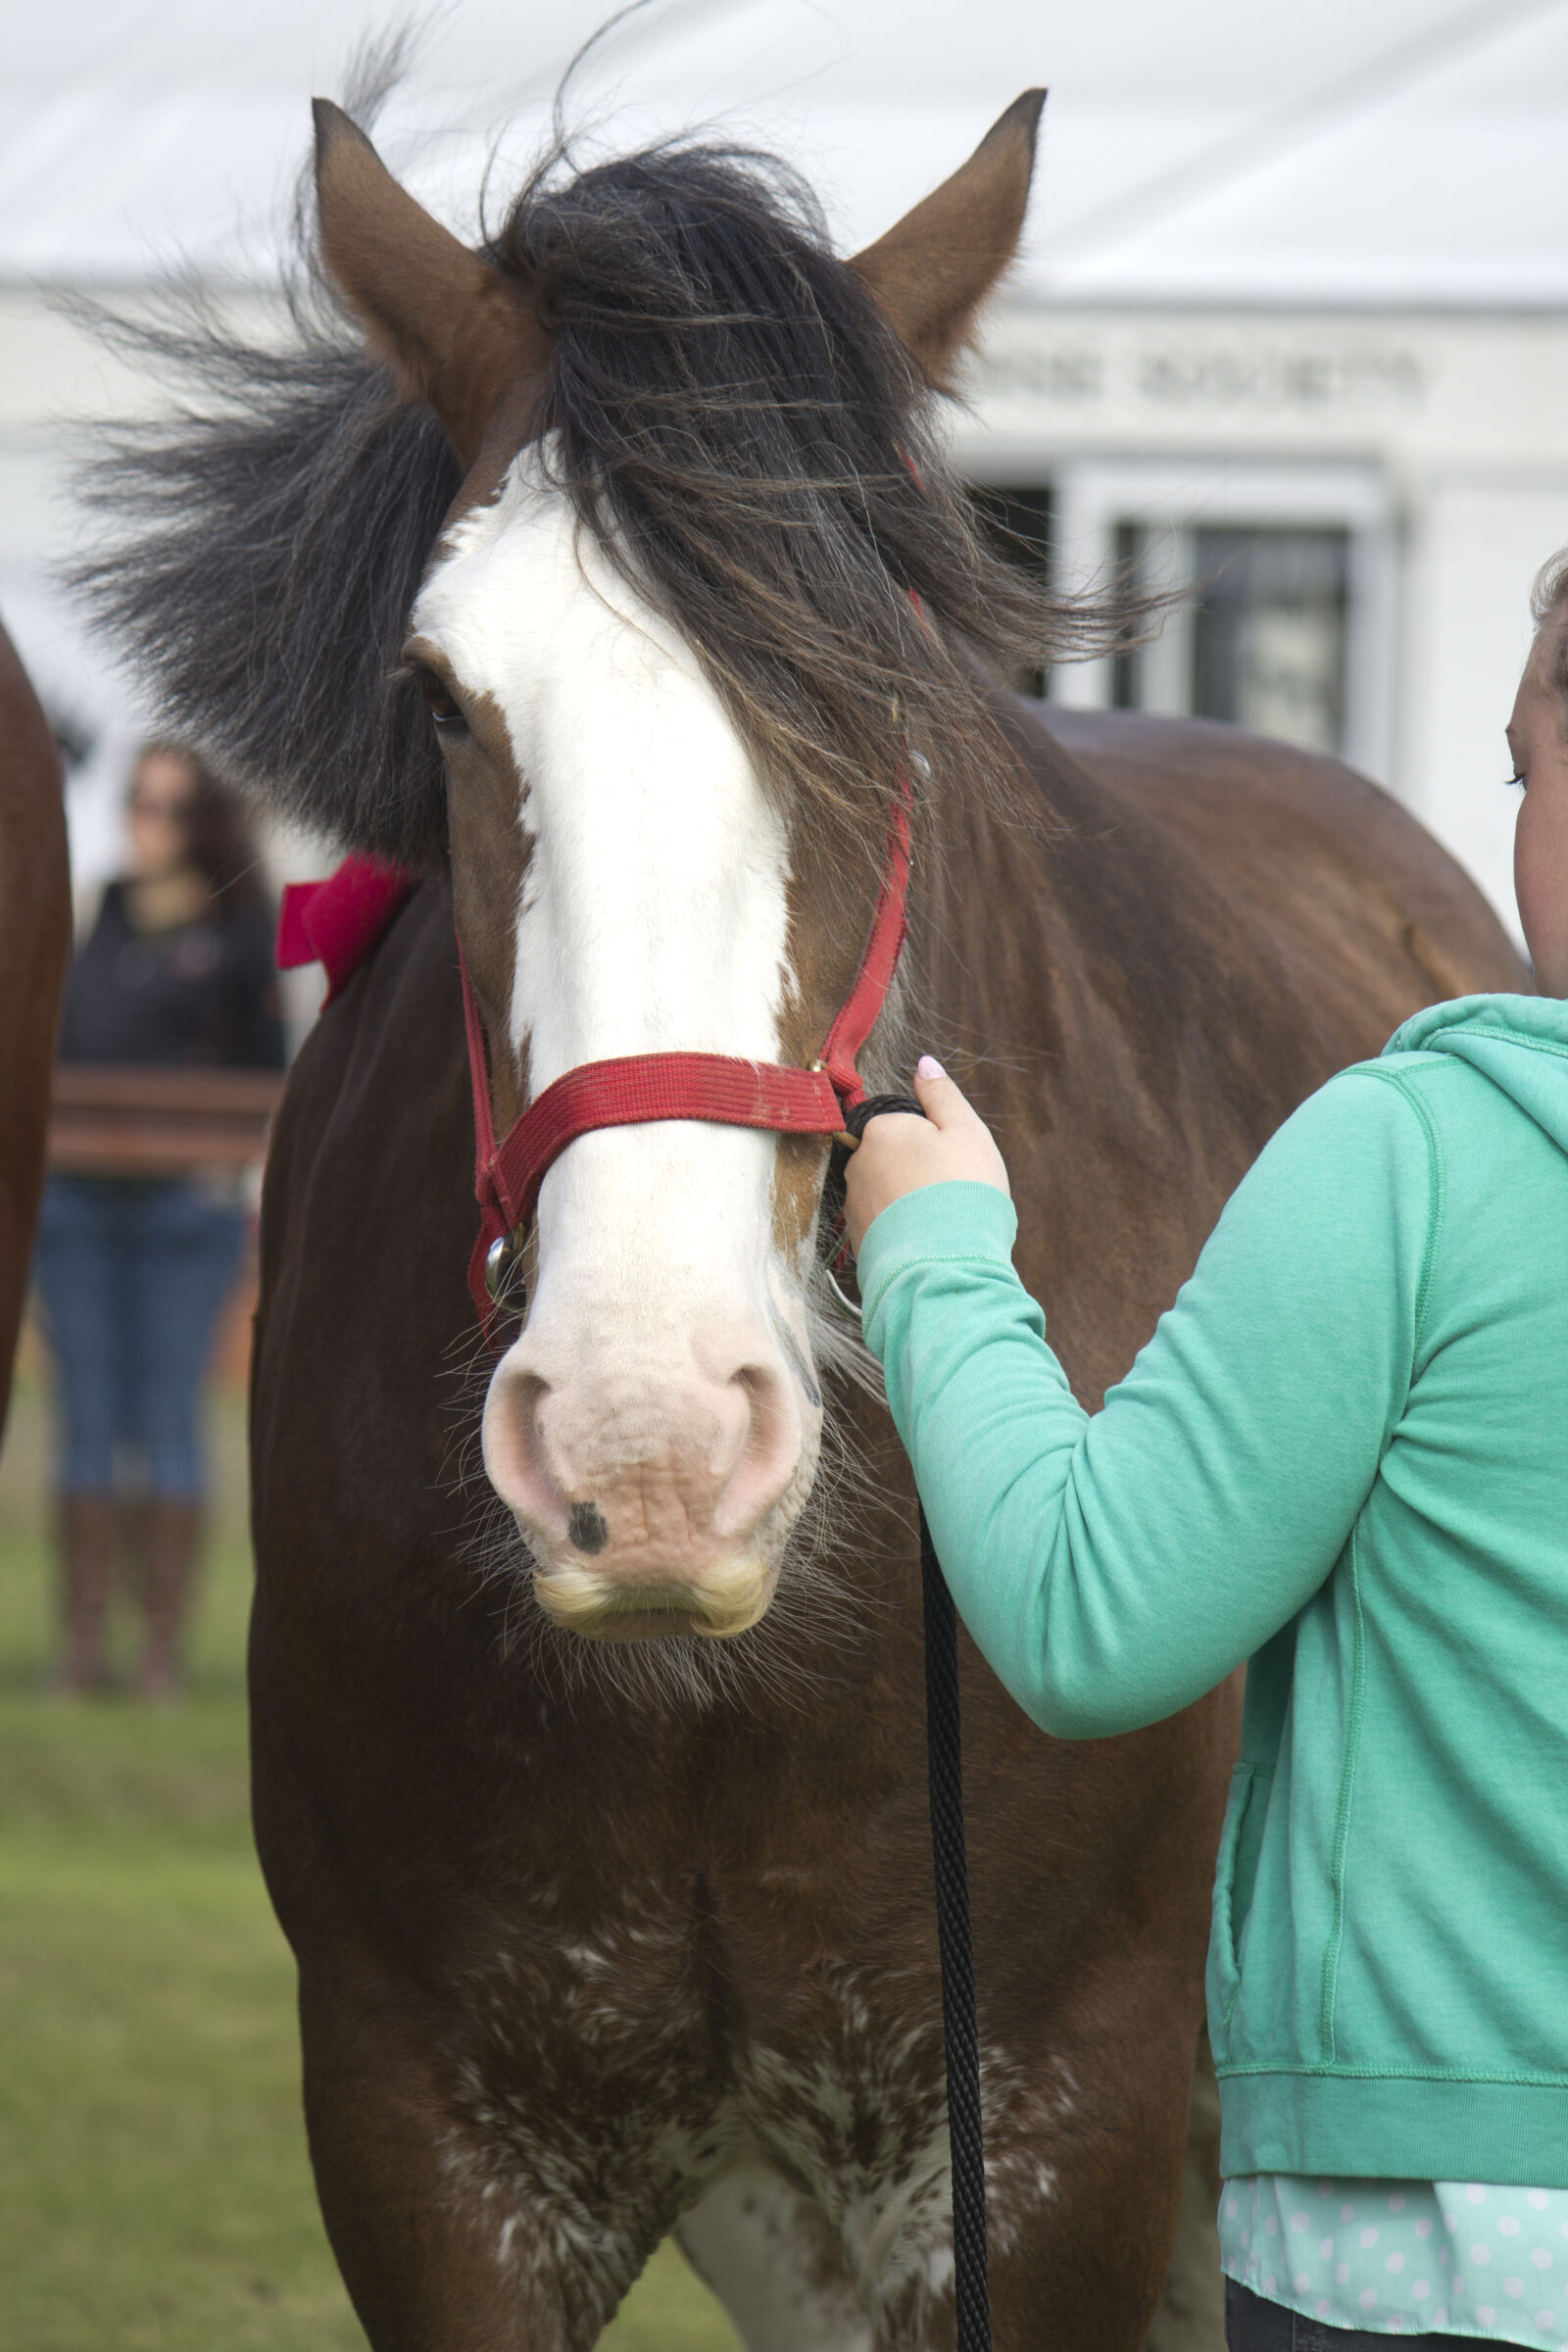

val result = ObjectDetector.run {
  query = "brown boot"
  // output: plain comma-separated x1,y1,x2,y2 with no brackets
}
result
137,1498,203,1702
53,1494,116,1696
117,1492,150,1610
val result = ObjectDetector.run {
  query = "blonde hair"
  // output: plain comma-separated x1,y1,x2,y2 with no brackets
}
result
1531,547,1568,628
1531,548,1568,719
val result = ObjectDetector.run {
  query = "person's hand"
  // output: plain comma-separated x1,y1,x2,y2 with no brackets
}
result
843,1056,1011,1254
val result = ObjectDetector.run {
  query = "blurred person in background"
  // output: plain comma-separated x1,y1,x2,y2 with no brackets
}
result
34,743,283,1700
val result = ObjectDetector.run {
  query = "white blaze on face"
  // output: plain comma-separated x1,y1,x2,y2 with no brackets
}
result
413,449,822,1640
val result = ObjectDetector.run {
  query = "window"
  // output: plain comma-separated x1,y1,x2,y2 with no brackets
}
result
1113,524,1350,756
1193,528,1349,754
1047,460,1393,780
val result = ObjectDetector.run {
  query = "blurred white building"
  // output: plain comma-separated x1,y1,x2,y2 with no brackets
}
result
5,0,1567,937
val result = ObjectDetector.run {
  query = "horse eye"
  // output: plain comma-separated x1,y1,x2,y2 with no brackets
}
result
416,669,466,728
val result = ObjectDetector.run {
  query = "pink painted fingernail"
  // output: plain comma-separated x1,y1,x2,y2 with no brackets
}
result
916,1055,946,1080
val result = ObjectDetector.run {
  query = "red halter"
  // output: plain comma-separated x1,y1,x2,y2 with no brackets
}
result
459,774,911,1328
279,774,913,1335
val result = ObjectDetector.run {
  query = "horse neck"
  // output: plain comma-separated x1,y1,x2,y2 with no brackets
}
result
912,695,1100,1046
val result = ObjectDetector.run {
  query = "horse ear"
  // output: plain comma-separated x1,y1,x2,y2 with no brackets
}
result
312,100,548,466
850,90,1046,387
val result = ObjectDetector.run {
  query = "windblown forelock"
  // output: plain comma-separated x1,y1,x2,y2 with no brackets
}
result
72,309,462,871
71,127,1126,872
486,140,1114,855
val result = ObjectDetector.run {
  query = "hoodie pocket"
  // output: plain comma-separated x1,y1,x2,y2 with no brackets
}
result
1207,1762,1272,2054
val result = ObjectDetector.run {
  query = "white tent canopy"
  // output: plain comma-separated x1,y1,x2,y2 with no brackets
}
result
6,0,1568,303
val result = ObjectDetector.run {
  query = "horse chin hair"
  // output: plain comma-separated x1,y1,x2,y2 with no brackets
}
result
441,1332,887,1720
529,1552,781,1642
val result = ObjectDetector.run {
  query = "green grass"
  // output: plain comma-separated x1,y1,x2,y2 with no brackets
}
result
0,1371,738,2350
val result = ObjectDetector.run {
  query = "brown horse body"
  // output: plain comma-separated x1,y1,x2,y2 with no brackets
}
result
250,702,1521,2350
0,619,69,1437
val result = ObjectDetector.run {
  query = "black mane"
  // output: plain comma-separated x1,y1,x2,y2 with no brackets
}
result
74,299,461,868
75,125,1118,870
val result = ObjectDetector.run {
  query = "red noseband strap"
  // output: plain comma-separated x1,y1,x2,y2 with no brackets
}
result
460,774,912,1328
466,1046,842,1237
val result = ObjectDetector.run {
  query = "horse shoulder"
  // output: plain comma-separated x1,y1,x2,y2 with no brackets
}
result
1038,705,1526,1011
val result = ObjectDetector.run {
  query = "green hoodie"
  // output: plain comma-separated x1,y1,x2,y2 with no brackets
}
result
858,995,1568,2184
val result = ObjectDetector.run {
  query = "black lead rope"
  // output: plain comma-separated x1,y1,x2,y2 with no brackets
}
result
828,1094,992,2347
920,1501,992,2352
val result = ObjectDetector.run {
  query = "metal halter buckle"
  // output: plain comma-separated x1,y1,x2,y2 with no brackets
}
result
483,1230,527,1307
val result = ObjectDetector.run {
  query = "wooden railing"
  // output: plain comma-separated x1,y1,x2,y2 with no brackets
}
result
48,1065,286,1176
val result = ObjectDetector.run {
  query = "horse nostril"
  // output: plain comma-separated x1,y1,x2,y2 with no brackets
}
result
567,1501,610,1555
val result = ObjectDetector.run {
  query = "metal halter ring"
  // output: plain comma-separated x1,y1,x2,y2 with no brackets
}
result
483,1229,528,1308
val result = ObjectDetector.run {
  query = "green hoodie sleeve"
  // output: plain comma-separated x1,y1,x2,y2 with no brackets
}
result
857,1068,1436,1737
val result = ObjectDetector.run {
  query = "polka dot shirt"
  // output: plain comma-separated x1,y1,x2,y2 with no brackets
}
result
1220,2176,1568,2344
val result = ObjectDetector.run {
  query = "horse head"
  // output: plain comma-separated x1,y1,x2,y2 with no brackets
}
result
306,95,1047,1643
79,90,1090,1653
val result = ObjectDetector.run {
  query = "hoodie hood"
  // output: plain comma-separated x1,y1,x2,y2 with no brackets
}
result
1386,992,1568,1154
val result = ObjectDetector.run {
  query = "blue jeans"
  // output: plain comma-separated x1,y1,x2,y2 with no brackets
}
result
32,1176,246,1498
